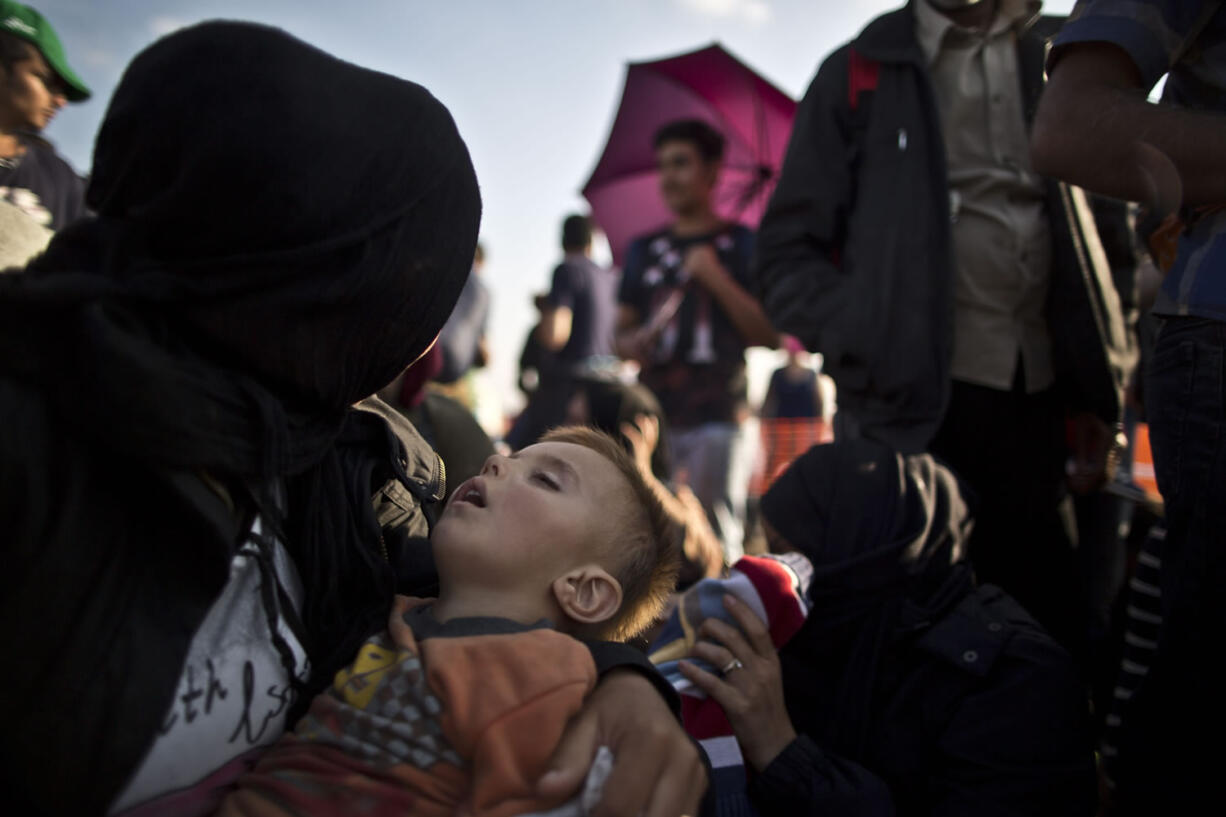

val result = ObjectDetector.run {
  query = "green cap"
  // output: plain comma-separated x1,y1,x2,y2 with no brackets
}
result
0,1,90,102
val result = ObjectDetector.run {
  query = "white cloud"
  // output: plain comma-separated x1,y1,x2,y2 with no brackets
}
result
743,1,771,24
80,48,118,68
677,0,773,25
149,16,188,37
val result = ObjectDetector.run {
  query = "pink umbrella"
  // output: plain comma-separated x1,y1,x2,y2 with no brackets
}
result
582,43,797,266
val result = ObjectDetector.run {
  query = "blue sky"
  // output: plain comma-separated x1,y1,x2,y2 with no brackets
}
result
36,0,1077,420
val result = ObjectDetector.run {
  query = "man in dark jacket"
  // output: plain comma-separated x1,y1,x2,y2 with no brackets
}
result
754,0,1135,651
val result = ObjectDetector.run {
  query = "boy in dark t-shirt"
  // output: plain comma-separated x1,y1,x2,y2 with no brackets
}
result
615,119,778,563
0,2,90,233
619,222,756,430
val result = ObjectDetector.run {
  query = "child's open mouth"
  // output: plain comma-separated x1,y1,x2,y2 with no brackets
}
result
453,478,486,508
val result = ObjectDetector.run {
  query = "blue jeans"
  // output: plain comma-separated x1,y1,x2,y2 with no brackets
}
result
1116,316,1226,814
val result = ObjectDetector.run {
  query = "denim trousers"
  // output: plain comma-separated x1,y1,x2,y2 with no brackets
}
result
1115,316,1226,813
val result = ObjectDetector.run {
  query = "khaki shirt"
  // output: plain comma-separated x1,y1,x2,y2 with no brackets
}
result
915,0,1054,393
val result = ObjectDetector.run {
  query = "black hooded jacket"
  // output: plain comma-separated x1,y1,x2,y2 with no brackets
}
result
752,441,1096,816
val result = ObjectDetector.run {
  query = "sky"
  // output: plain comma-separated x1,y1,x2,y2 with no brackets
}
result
36,0,1078,427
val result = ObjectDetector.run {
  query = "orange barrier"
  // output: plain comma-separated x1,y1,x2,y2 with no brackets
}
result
750,417,833,498
1132,422,1163,507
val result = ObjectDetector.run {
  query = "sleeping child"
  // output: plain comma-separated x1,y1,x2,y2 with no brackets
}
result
219,426,681,817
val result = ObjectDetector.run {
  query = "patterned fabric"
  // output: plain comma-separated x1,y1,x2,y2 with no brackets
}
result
110,512,310,816
0,139,87,230
618,224,755,428
295,630,463,770
219,597,599,817
1054,1,1226,320
1099,524,1164,792
648,554,813,817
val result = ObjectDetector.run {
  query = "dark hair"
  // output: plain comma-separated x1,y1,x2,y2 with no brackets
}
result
653,118,725,163
541,425,681,641
0,31,35,73
581,378,671,480
561,214,592,252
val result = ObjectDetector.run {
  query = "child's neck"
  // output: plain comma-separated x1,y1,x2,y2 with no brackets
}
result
431,583,560,629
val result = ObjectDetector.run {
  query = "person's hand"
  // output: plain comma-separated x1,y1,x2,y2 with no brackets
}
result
538,669,707,816
682,245,725,289
1067,412,1120,494
679,595,796,771
620,413,660,478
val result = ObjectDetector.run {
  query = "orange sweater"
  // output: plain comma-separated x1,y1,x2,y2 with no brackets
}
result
218,596,597,817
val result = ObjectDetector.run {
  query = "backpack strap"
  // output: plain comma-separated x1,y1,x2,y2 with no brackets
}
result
847,46,880,111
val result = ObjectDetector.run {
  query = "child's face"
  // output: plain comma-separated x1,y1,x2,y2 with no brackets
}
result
432,441,627,595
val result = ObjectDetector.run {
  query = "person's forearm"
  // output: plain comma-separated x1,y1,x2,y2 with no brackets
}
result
644,469,690,526
535,308,571,352
697,267,779,348
749,734,896,817
1033,45,1226,208
644,473,723,578
585,645,681,715
613,306,647,362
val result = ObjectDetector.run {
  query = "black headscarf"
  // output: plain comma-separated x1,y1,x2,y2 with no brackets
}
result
0,21,479,699
760,439,974,759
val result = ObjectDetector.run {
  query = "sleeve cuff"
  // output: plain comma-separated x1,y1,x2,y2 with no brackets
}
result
1051,16,1172,92
758,733,828,787
585,640,681,717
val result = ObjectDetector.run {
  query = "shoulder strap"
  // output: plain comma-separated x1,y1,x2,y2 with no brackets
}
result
845,46,880,174
847,46,880,112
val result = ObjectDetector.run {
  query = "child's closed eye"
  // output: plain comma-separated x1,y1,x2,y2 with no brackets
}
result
533,472,561,490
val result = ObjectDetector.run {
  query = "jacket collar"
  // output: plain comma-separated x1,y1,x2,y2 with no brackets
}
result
913,0,1041,65
853,0,1042,64
851,2,927,64
353,395,446,503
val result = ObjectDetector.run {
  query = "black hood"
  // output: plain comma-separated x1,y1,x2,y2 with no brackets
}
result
3,20,481,474
761,439,975,758
761,438,971,618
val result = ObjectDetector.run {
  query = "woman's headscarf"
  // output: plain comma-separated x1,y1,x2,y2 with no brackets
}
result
759,439,974,758
0,20,480,700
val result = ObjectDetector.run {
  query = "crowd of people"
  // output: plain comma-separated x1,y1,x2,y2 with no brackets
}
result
1,0,1220,815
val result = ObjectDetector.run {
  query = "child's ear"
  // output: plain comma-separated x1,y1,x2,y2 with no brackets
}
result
552,565,623,627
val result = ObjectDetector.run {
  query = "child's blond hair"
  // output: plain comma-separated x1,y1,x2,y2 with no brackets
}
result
541,426,681,641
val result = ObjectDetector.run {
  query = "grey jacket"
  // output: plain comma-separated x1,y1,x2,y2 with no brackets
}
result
755,4,1134,453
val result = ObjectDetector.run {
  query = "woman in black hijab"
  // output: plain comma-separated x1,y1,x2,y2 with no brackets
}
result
680,439,1096,816
0,22,703,816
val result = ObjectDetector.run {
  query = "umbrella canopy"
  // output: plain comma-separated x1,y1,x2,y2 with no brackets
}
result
582,43,797,266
